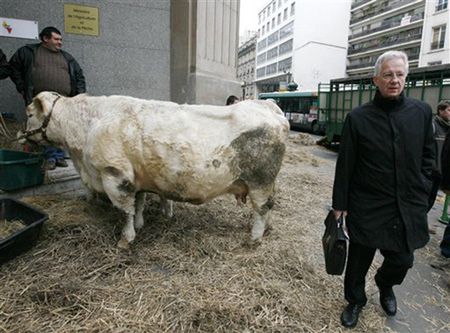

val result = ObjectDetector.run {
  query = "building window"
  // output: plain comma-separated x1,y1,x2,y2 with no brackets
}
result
436,0,448,11
278,0,282,7
291,2,295,16
262,25,265,35
277,13,281,24
267,22,270,32
278,57,292,72
279,21,294,39
272,18,275,29
259,14,261,24
268,30,279,45
431,25,446,50
273,2,276,12
266,63,278,75
279,39,293,55
257,67,266,78
267,46,278,60
267,6,270,15
283,8,288,20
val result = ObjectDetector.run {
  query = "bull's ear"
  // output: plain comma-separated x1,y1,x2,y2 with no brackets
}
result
32,92,60,117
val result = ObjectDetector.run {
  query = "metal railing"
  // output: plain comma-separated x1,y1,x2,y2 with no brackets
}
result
351,0,374,10
350,0,418,25
347,52,419,70
349,13,423,40
348,32,422,55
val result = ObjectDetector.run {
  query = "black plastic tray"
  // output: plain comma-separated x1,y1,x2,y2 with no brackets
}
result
0,198,48,264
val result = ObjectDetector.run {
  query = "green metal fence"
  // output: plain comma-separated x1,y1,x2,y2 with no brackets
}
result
321,64,450,143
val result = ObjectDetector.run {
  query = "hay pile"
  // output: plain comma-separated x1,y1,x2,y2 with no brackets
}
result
0,134,388,332
0,219,25,239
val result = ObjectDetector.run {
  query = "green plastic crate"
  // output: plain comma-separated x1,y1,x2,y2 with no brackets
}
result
0,149,45,191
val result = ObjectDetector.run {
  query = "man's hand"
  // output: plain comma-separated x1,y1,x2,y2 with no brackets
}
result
333,210,348,220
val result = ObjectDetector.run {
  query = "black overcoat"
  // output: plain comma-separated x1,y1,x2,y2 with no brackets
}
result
333,91,434,252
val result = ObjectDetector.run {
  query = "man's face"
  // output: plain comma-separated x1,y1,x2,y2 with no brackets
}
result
440,106,450,121
42,32,63,52
373,58,407,99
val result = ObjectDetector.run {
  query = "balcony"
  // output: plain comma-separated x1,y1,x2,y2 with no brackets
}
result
351,0,374,10
347,52,419,70
348,33,422,55
350,0,419,26
349,13,423,40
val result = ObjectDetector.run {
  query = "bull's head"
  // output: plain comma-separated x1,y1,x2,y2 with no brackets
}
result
18,92,61,145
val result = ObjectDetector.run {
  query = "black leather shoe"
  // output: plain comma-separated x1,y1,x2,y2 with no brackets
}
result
340,303,364,328
379,287,397,316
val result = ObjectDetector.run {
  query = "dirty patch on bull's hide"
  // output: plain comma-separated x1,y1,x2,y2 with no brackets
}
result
230,127,285,186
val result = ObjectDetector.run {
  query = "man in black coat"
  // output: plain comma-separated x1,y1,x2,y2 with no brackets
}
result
332,50,435,328
9,26,86,170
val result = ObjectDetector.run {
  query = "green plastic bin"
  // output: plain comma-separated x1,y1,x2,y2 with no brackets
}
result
0,149,45,191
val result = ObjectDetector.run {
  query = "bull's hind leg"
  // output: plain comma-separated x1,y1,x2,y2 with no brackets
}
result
159,196,173,218
248,185,275,242
101,171,137,248
134,192,146,229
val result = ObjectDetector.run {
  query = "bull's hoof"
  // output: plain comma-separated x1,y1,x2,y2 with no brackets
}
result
117,238,130,250
244,237,262,248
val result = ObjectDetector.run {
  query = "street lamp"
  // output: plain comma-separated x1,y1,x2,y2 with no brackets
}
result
240,81,246,100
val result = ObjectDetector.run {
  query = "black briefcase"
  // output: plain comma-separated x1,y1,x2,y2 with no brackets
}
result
322,210,348,275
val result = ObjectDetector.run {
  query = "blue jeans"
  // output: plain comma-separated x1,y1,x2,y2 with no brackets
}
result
44,146,65,163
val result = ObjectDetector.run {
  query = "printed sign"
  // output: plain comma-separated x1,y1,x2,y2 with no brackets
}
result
0,17,38,40
64,4,99,36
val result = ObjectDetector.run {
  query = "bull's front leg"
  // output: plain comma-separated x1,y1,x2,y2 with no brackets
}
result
101,171,138,249
248,185,275,242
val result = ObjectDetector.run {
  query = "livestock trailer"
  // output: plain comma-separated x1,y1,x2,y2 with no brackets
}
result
320,64,450,144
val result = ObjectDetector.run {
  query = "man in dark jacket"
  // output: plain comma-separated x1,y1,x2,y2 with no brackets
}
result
9,26,86,170
332,50,435,328
0,49,11,79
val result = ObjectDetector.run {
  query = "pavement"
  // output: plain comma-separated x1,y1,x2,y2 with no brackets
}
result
1,146,450,332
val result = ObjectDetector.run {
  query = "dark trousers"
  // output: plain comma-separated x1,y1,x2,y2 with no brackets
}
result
344,242,414,305
441,224,450,258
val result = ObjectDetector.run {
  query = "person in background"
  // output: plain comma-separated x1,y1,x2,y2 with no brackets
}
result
332,50,435,328
439,131,450,260
0,49,11,80
9,26,86,170
226,95,239,105
433,101,450,174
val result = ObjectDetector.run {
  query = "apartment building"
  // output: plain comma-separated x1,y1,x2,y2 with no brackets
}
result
254,0,350,94
419,0,449,66
347,0,425,76
237,34,257,99
255,0,296,93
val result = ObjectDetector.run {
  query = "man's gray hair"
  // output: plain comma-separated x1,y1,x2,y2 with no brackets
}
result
373,51,409,76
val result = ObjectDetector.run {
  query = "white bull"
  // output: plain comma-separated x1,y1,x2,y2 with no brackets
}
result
24,92,290,247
